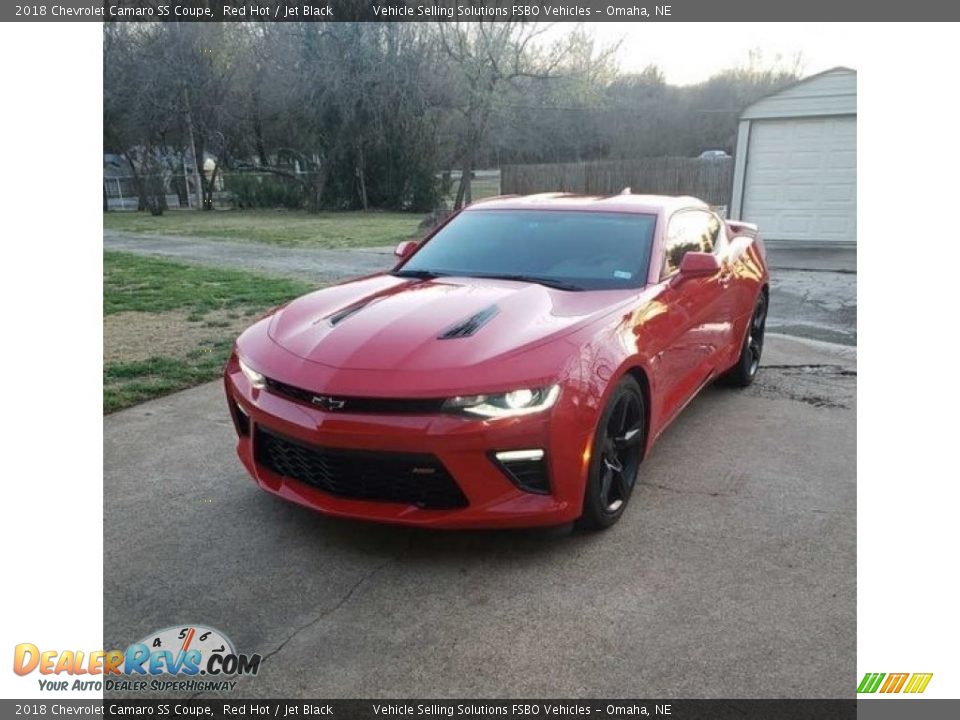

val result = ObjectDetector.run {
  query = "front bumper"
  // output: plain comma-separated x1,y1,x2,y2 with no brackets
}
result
223,356,592,529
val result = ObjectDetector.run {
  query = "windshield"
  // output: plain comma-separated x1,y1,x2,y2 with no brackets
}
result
395,209,657,291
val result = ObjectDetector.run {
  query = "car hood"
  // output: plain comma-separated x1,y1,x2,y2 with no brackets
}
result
266,274,635,372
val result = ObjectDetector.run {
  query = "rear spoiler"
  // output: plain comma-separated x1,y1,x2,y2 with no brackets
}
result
725,220,765,262
726,220,759,239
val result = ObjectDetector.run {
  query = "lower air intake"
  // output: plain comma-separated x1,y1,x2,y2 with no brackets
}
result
492,453,551,495
254,427,468,509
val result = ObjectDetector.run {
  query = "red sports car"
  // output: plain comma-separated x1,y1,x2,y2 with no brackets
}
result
224,193,768,530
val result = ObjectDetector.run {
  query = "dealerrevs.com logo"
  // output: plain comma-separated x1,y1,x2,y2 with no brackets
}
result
857,672,933,694
13,624,261,693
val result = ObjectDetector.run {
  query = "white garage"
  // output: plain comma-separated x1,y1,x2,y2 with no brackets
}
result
730,67,857,244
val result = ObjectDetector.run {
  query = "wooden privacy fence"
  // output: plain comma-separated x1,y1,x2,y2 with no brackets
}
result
501,157,734,208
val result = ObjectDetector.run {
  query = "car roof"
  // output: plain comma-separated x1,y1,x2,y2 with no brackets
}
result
463,192,709,216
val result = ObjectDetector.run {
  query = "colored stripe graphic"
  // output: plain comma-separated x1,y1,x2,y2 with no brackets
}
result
858,672,933,694
903,673,933,693
880,673,909,693
857,673,885,693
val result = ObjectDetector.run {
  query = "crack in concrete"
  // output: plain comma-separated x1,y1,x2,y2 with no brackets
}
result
753,386,850,409
750,364,856,409
763,364,857,377
260,559,394,665
641,481,741,498
186,554,398,699
768,266,856,275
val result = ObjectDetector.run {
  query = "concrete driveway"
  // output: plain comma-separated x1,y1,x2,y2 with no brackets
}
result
103,335,855,698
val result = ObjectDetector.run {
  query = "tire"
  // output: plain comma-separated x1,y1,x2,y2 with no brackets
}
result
724,290,768,388
578,376,646,530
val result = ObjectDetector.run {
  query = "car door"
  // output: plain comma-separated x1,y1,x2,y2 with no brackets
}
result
718,222,769,365
651,208,728,420
704,210,740,363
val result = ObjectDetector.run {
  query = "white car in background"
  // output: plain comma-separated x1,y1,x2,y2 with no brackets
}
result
698,149,731,160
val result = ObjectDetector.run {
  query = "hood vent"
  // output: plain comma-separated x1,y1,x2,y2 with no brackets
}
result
438,305,500,340
327,300,372,327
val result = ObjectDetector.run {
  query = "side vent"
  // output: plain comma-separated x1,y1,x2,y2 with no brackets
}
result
438,305,500,340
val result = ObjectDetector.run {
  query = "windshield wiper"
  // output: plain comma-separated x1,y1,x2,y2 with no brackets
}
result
473,274,583,291
394,270,582,291
391,269,447,280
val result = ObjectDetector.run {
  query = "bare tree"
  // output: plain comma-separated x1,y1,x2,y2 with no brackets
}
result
103,23,800,215
437,22,590,208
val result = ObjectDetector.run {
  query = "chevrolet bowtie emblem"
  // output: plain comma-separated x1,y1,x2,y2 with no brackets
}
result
311,395,346,411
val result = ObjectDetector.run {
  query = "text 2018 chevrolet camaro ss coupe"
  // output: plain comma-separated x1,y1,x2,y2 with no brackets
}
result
224,193,769,530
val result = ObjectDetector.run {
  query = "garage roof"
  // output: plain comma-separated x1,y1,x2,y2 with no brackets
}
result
742,67,857,120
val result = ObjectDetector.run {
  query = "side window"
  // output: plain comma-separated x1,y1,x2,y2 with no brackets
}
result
661,210,718,280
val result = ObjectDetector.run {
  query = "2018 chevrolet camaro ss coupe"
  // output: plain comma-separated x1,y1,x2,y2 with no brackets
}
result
224,193,769,530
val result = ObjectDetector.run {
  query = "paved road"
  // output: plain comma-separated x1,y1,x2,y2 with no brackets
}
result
103,230,394,285
104,335,855,698
765,243,855,273
104,231,857,346
764,245,856,346
767,270,856,346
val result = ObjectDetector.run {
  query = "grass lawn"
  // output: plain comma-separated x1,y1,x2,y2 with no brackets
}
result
103,208,424,249
104,252,315,413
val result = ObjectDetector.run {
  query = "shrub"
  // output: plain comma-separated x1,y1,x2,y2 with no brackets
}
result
224,173,306,209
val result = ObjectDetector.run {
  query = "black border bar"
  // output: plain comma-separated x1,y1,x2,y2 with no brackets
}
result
7,699,960,719
6,1,960,22
0,699,863,720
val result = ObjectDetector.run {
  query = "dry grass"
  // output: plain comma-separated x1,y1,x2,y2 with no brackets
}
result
104,309,259,365
104,208,424,248
104,252,315,413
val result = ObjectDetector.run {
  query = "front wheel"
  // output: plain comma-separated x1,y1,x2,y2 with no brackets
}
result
724,290,767,388
579,376,646,530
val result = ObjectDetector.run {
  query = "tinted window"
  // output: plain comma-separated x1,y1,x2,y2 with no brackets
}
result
398,209,657,291
660,210,722,280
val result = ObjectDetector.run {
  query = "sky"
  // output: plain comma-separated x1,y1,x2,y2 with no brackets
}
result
552,23,861,85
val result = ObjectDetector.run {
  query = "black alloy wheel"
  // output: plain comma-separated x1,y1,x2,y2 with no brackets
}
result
580,376,646,529
747,291,768,377
725,290,768,387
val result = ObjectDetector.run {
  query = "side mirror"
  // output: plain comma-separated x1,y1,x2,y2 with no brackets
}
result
394,240,418,260
677,251,720,279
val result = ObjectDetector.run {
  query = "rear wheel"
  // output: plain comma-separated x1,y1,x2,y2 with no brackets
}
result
725,290,767,388
579,376,645,530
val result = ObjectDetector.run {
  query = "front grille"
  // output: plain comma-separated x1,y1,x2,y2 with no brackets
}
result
264,377,446,414
254,427,468,509
263,377,316,405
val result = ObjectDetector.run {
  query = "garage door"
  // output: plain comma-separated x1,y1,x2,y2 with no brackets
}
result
742,116,856,242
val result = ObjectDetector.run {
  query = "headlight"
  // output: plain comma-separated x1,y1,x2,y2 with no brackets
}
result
238,357,266,389
443,385,560,418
